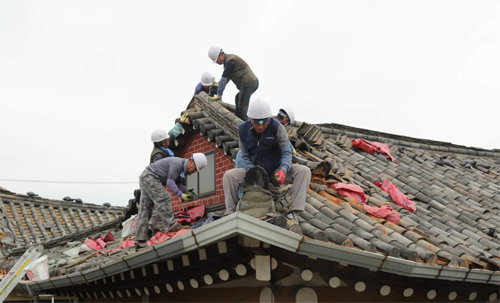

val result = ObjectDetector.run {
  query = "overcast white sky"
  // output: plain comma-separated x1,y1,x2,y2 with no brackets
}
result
1,0,499,206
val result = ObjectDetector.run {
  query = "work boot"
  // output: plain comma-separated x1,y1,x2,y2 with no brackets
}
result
286,211,302,234
135,240,148,250
135,225,149,242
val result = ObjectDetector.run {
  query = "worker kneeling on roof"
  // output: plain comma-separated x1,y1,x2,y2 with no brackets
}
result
135,153,208,244
223,97,311,226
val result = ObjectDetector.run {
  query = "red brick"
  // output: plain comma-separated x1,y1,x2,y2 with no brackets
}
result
169,132,236,209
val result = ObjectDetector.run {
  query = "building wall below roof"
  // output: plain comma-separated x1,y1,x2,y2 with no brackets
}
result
48,285,499,302
170,132,234,211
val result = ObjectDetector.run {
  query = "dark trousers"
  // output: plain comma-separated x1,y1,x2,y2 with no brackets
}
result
235,79,259,121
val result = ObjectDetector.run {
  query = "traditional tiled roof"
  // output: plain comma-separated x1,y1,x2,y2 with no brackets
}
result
3,92,498,299
0,190,126,257
25,214,500,301
180,93,500,271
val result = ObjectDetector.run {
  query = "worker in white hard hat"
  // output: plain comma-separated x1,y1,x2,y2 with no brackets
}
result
135,153,208,245
223,98,311,232
277,107,295,128
276,107,298,152
194,71,218,97
150,129,175,164
234,106,297,179
149,121,188,164
207,46,259,121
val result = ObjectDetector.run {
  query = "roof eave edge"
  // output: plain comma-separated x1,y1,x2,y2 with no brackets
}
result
25,214,499,293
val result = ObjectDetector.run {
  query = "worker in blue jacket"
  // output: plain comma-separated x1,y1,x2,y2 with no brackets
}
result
223,98,311,226
194,71,217,96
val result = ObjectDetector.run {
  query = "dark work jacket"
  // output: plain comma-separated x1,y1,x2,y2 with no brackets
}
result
239,118,281,175
150,147,170,164
223,54,257,89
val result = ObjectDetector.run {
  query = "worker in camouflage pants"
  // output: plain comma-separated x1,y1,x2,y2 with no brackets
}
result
135,153,207,244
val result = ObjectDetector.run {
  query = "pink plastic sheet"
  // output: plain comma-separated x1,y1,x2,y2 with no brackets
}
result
352,138,396,161
330,182,400,224
147,228,191,247
375,179,417,213
328,183,367,204
175,205,205,225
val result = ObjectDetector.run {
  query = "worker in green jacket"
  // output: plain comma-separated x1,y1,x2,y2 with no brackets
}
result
150,129,174,164
207,46,259,121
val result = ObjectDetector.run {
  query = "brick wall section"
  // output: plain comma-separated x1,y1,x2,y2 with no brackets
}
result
169,132,235,211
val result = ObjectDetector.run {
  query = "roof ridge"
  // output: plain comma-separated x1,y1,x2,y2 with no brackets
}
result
0,191,125,210
188,94,241,139
313,122,500,158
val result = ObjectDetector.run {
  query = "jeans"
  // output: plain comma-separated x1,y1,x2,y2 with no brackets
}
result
235,79,259,121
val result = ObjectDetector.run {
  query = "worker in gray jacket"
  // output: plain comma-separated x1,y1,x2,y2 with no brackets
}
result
135,153,207,244
207,46,259,121
223,98,311,227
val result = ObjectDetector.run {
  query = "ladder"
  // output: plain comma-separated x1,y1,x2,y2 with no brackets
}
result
0,245,43,302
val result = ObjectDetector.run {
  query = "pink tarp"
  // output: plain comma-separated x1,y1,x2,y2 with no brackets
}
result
103,238,135,254
83,231,114,250
83,232,135,254
375,179,417,213
328,183,367,204
329,182,400,224
352,138,396,162
364,204,400,224
147,228,191,247
175,205,205,225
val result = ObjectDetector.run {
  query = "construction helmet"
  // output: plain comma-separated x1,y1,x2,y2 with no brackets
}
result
192,153,208,171
279,107,295,125
201,71,214,86
208,46,223,62
247,98,273,119
151,129,168,143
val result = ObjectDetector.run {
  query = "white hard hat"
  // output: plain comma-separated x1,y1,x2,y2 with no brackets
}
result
201,71,214,86
279,107,295,125
192,153,207,171
208,46,223,62
247,98,272,119
151,129,168,143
